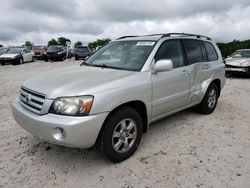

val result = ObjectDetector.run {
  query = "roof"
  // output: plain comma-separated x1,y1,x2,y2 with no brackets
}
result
115,33,212,41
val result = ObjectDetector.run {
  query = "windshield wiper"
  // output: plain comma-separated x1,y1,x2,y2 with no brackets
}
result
80,62,89,66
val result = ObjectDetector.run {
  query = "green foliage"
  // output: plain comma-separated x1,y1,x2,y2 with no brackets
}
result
47,37,71,46
25,41,33,47
48,39,59,46
217,39,250,58
57,37,71,46
88,38,111,50
74,41,82,48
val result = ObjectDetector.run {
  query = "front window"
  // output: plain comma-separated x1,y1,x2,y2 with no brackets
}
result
84,41,156,71
231,50,250,58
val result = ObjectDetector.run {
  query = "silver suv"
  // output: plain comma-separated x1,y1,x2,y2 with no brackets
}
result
12,33,226,162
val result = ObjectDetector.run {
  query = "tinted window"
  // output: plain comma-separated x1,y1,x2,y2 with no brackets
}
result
24,49,30,53
155,40,184,68
48,46,62,51
76,47,89,52
182,39,203,64
204,42,218,61
200,42,208,61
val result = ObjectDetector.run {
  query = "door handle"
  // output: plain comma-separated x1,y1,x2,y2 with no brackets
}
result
180,70,188,76
203,64,209,69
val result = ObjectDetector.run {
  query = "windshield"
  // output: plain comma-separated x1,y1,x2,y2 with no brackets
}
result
84,41,155,71
0,48,8,52
231,50,250,58
48,46,62,51
6,48,22,54
32,46,46,50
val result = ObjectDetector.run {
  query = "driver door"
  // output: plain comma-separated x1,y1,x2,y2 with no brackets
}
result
152,40,191,118
22,49,29,62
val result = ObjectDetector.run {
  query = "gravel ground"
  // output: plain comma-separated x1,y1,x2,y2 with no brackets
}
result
0,60,250,188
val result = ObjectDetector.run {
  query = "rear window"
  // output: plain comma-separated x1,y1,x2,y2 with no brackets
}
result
204,42,218,61
48,46,62,51
77,47,89,52
182,39,203,64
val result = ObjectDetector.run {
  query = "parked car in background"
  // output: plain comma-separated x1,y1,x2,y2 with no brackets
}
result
75,46,92,60
225,49,250,75
67,48,74,58
43,45,67,61
0,47,9,56
0,47,34,65
32,46,47,60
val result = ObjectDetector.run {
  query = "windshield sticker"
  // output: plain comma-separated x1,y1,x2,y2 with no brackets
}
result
136,42,155,46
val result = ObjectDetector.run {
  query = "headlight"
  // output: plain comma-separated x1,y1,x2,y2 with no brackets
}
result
50,96,94,116
57,51,63,55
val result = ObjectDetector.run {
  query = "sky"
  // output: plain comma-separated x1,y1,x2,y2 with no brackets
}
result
0,0,250,46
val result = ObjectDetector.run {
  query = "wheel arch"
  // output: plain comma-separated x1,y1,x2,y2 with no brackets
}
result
95,100,148,145
210,79,221,97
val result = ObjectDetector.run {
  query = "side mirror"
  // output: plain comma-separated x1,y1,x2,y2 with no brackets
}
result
154,59,173,73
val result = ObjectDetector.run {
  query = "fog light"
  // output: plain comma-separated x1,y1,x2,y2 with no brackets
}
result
53,127,65,141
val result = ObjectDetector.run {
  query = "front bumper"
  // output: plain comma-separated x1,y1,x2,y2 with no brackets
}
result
226,65,249,73
0,58,19,64
12,98,108,148
34,54,43,58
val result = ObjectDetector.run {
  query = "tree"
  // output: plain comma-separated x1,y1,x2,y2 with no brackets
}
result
88,38,111,50
57,37,71,46
217,39,250,58
48,39,59,46
25,41,33,47
74,41,82,48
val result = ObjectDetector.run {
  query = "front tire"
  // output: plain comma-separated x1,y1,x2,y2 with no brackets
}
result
197,83,219,114
19,58,23,64
100,107,143,163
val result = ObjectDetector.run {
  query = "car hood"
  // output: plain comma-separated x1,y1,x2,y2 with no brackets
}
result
22,65,134,99
0,53,18,58
225,57,250,67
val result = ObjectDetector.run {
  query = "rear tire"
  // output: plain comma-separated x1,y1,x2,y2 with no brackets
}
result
197,83,219,114
99,107,143,163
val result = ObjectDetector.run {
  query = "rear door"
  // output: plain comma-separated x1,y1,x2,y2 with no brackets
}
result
22,49,28,62
181,39,217,103
152,39,191,118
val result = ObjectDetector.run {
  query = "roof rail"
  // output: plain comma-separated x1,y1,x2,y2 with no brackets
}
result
116,35,139,40
116,33,211,40
161,33,211,40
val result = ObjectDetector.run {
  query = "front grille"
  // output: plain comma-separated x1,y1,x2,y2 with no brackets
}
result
226,65,241,68
19,87,46,114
